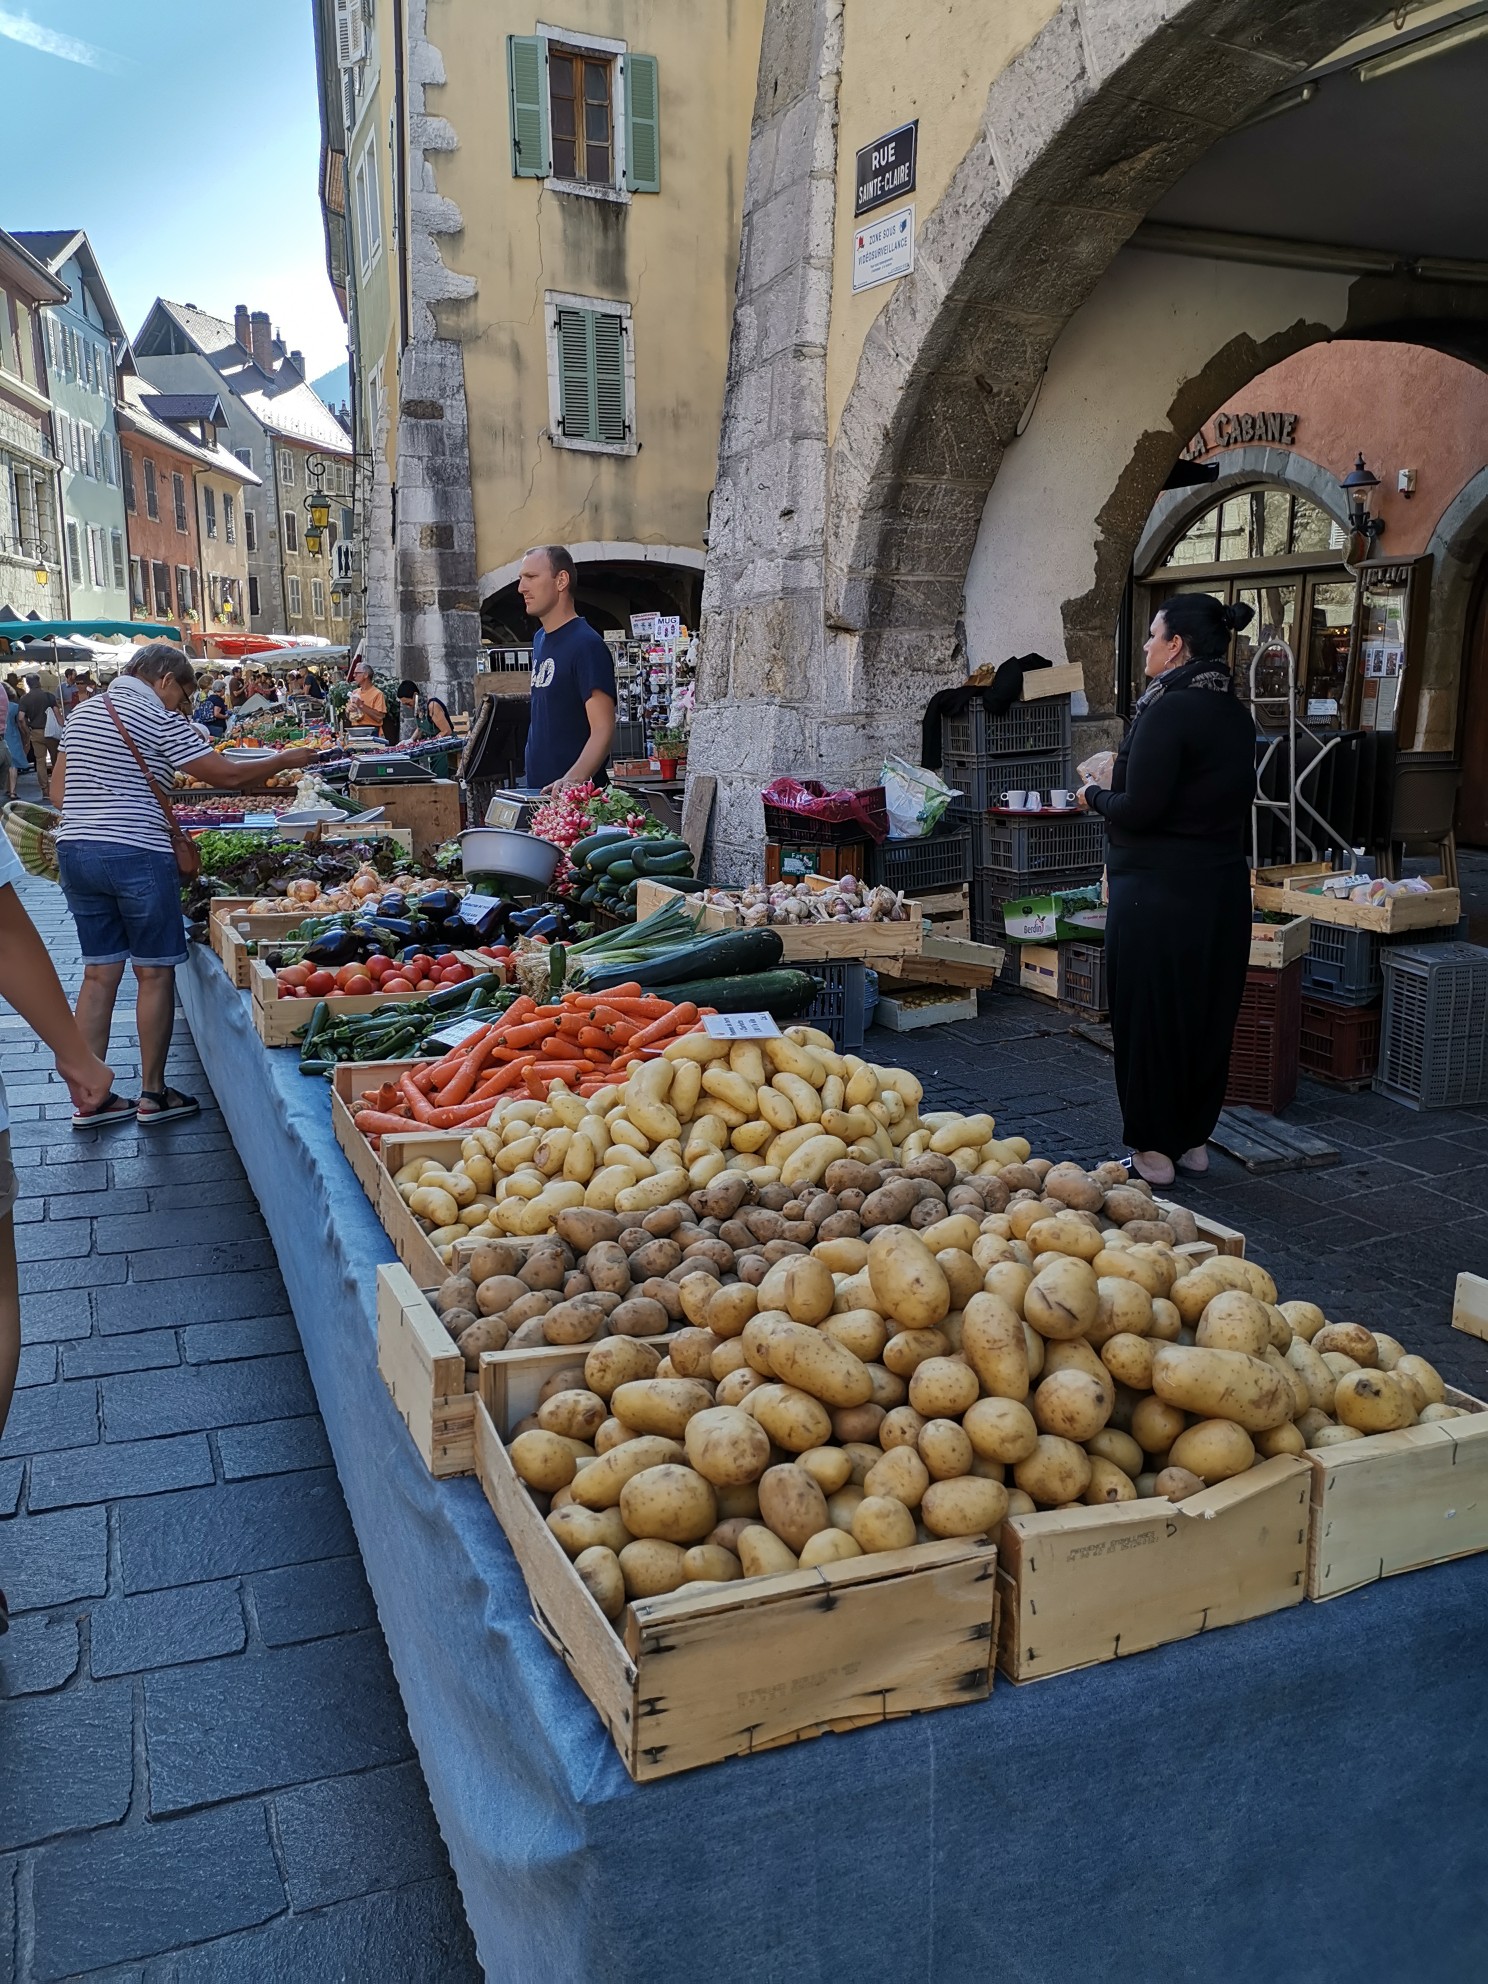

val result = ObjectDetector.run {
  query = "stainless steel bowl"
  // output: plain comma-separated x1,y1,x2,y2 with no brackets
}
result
458,826,560,891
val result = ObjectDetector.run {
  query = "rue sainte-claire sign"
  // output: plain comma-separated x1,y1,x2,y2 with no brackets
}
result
855,121,917,217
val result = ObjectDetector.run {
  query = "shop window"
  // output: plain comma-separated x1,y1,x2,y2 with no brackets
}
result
1164,487,1348,569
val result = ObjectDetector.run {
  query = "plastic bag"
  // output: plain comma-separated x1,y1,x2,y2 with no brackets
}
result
1076,749,1115,791
881,756,959,840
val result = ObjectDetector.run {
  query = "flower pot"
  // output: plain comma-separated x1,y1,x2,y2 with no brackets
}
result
659,756,678,779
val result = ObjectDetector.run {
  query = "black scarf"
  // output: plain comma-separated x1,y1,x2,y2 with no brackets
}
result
1128,653,1234,731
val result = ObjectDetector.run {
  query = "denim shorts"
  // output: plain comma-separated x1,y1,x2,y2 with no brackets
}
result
57,839,189,968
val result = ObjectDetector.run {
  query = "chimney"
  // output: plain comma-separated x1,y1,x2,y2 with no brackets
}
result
234,304,251,352
290,350,304,376
249,311,274,373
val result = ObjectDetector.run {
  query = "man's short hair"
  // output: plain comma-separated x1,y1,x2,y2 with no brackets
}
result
535,544,577,594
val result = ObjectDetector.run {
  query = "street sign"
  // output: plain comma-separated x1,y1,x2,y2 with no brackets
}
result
854,121,917,217
852,205,915,292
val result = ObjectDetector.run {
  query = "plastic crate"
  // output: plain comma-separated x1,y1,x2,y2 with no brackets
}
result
957,809,1106,876
941,751,1071,812
799,961,867,1052
1225,960,1302,1114
970,866,1102,941
1299,994,1381,1088
862,969,880,1032
941,696,1072,762
1060,942,1108,1016
866,829,971,892
762,786,888,847
1375,942,1488,1110
611,721,647,758
765,839,871,883
1303,919,1465,1005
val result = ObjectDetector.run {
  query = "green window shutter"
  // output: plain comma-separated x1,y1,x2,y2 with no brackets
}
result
624,53,659,192
557,307,595,440
508,35,549,178
593,312,628,444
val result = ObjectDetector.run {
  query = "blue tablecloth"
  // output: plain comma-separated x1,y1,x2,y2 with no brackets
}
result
181,947,1488,1982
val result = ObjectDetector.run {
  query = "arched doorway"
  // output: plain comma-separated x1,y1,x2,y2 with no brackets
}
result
1456,560,1488,845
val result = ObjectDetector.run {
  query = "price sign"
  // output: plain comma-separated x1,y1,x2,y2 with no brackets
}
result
456,893,507,926
702,1012,782,1039
425,1013,491,1053
242,813,279,829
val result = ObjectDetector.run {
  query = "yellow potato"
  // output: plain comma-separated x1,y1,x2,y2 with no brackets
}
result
1168,1419,1255,1482
1025,1214,1104,1263
960,1291,1030,1400
1086,1427,1145,1478
827,1483,866,1530
545,1504,631,1558
1195,1290,1272,1358
917,1418,975,1480
749,1382,834,1453
510,1430,582,1493
796,1446,853,1495
1152,1466,1205,1502
1131,1394,1186,1455
881,1327,951,1380
936,1249,986,1311
1013,1435,1092,1506
680,1544,742,1585
963,1396,1038,1465
1255,1421,1306,1457
867,1229,951,1330
863,1444,931,1510
920,1475,1009,1538
1334,1369,1418,1434
1279,1299,1327,1342
767,1320,874,1409
1088,1276,1154,1347
820,1309,888,1363
569,1435,687,1510
737,1525,799,1577
1395,1354,1444,1406
538,1389,608,1443
1285,1336,1336,1415
1032,1369,1112,1443
618,1538,689,1598
619,1464,718,1544
917,1214,981,1255
683,1405,771,1486
907,1356,979,1420
1041,1337,1107,1385
814,1237,871,1276
574,1545,627,1618
780,1134,849,1190
798,1528,864,1568
757,1463,831,1553
851,1495,917,1553
609,1378,714,1439
1100,1332,1155,1392
1313,1323,1379,1369
1024,1257,1099,1340
1084,1456,1138,1504
1150,1344,1293,1433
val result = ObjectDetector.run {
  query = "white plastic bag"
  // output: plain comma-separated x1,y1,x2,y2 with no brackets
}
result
1076,749,1115,791
881,756,960,839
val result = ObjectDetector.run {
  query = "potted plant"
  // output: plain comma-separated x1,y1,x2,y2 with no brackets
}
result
652,725,686,779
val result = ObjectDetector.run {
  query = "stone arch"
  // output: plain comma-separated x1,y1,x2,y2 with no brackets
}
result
1419,465,1488,752
1134,450,1351,578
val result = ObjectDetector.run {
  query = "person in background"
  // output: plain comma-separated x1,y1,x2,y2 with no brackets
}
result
52,643,320,1129
18,677,59,778
227,673,248,710
0,831,116,1632
345,658,387,733
197,677,229,737
0,677,17,800
1076,594,1257,1186
60,668,80,716
518,545,616,794
303,666,327,700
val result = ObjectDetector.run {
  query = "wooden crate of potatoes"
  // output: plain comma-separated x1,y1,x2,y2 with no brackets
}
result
332,1062,425,1200
474,1397,998,1781
1248,913,1311,971
997,1456,1311,1681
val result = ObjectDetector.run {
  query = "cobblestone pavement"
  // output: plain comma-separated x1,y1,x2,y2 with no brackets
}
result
1,874,480,1982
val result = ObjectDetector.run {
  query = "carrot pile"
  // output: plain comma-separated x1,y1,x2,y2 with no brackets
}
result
350,986,714,1142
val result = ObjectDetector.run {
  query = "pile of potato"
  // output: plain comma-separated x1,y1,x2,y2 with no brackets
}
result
481,1140,1467,1630
392,1027,1039,1265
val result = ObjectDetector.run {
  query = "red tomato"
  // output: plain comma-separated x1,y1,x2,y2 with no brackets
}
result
365,955,392,980
334,965,361,990
406,954,433,975
279,964,312,988
382,975,414,993
444,962,473,982
305,970,336,996
342,973,374,995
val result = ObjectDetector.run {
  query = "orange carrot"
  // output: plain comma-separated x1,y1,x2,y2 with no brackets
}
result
630,1002,698,1047
432,1028,506,1106
398,1071,442,1125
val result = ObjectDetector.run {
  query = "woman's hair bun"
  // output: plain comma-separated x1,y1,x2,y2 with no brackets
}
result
1222,600,1256,633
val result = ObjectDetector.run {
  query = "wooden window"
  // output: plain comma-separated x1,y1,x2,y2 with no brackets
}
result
285,510,298,553
549,47,612,184
224,493,236,544
623,53,659,191
311,577,325,619
554,304,628,447
249,573,260,617
204,485,217,539
129,555,145,611
151,560,172,616
245,507,257,553
288,574,302,617
141,457,157,522
110,529,125,592
66,520,81,582
121,445,135,513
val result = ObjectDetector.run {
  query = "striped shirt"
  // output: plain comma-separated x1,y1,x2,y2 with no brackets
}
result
56,677,212,855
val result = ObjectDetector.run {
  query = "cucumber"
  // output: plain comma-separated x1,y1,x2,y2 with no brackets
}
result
637,848,696,876
584,928,784,991
570,827,631,865
606,860,638,884
654,969,820,1016
585,837,651,874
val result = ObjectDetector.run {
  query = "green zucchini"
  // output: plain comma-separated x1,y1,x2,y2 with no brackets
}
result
585,837,650,874
636,848,695,876
606,860,638,884
584,928,784,991
570,826,631,865
655,969,820,1016
632,839,690,872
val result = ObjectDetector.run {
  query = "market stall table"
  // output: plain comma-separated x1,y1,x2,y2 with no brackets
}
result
178,943,1488,1982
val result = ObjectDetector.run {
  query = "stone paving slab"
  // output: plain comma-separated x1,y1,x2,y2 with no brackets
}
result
1,876,479,1981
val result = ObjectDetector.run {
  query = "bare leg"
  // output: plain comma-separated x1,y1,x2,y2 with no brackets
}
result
0,1213,17,1446
76,960,126,1062
133,964,176,1099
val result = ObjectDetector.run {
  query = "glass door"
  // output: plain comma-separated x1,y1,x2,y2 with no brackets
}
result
1300,578,1358,729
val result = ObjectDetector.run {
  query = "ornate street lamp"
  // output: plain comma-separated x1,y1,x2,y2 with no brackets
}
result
1341,453,1383,550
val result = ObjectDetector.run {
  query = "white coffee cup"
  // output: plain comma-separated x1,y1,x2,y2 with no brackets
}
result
1002,790,1027,810
1022,791,1042,811
1050,788,1072,810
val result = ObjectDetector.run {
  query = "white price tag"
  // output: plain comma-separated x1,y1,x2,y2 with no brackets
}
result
243,813,279,829
425,1013,490,1053
457,892,507,925
702,1011,782,1039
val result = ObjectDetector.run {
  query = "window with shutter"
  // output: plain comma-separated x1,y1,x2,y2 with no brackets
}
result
312,578,325,619
245,508,257,553
547,295,635,452
508,35,550,177
334,0,365,66
66,521,81,584
121,447,135,513
556,307,593,441
143,458,158,521
129,556,145,611
593,312,627,443
204,486,217,539
285,511,298,553
624,53,660,191
173,473,188,533
225,493,236,544
288,575,302,617
111,529,125,591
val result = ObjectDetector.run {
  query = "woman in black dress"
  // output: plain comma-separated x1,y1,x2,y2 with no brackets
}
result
1077,594,1257,1187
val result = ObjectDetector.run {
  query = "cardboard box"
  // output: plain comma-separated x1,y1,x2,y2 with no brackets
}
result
1019,945,1061,997
1001,889,1105,943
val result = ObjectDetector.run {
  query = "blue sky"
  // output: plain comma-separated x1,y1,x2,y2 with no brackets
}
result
1,0,349,377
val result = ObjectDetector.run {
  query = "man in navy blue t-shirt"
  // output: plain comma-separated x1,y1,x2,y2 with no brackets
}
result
519,545,617,792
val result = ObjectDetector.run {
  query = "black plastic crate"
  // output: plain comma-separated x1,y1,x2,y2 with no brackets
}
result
1060,941,1108,1015
799,961,867,1052
971,866,1102,939
957,809,1106,876
941,751,1072,812
941,696,1072,762
763,786,888,847
1375,942,1488,1110
1304,919,1465,1006
866,829,971,892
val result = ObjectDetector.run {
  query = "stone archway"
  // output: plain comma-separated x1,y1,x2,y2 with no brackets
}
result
1134,448,1351,576
695,0,1383,870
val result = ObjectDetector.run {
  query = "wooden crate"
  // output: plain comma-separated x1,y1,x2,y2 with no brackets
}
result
1018,662,1083,701
248,960,436,1049
1252,863,1460,934
996,1456,1310,1682
917,886,971,939
213,912,315,988
375,1261,668,1474
377,1131,467,1284
330,1061,424,1199
1305,1385,1488,1600
349,779,462,860
1249,912,1311,971
633,876,923,966
1152,1198,1247,1258
1452,1271,1488,1342
473,1396,998,1780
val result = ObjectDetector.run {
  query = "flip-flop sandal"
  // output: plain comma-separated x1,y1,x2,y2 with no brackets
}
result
71,1092,138,1132
136,1088,201,1127
0,1587,9,1636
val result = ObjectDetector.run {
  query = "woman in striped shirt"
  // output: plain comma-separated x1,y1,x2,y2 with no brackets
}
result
53,644,319,1128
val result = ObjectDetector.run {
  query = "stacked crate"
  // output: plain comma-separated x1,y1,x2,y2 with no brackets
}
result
1225,960,1303,1113
1298,919,1460,1091
1375,942,1488,1109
